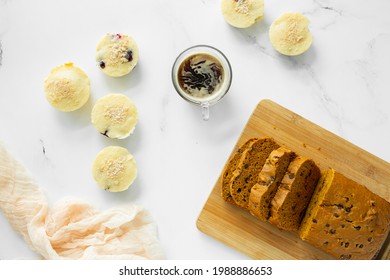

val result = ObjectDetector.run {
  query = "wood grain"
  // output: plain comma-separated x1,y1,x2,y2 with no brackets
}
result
196,99,390,260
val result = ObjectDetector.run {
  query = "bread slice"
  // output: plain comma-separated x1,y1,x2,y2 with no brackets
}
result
299,169,390,259
248,147,296,221
230,138,280,209
268,156,320,231
221,138,257,204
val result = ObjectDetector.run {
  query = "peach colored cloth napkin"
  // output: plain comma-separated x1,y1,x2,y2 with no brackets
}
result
0,144,164,259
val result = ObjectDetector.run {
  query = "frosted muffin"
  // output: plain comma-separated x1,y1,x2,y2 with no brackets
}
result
91,93,138,139
92,146,137,192
44,62,90,112
269,12,313,56
96,33,139,77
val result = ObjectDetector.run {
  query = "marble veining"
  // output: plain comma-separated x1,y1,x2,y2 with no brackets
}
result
312,0,343,16
234,0,390,138
307,0,344,31
347,33,390,127
38,138,55,168
39,139,46,156
300,62,347,134
351,34,386,96
237,36,346,135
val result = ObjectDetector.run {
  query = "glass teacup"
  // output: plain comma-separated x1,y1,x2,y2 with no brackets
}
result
172,45,232,121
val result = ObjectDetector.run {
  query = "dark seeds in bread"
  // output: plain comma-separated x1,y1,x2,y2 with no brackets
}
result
299,169,390,259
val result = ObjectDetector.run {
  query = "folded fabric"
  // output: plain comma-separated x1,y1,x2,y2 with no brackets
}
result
0,144,164,259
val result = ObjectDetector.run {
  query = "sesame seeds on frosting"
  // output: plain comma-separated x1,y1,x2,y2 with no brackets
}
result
46,79,74,102
221,0,263,28
235,0,250,15
107,42,131,65
96,33,138,77
104,105,129,124
284,18,304,44
103,158,126,179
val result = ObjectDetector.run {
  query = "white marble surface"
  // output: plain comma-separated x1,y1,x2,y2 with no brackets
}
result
0,0,389,260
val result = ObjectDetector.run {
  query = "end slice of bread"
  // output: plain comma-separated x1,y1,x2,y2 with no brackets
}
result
221,138,257,204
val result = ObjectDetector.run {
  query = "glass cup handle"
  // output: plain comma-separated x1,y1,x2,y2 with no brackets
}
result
201,102,210,121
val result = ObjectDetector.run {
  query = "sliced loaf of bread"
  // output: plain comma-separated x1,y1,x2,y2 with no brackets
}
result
248,147,296,221
268,156,320,231
299,169,390,260
221,138,257,204
230,138,280,209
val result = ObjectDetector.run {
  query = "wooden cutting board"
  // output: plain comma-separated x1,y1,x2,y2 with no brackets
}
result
196,99,390,260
